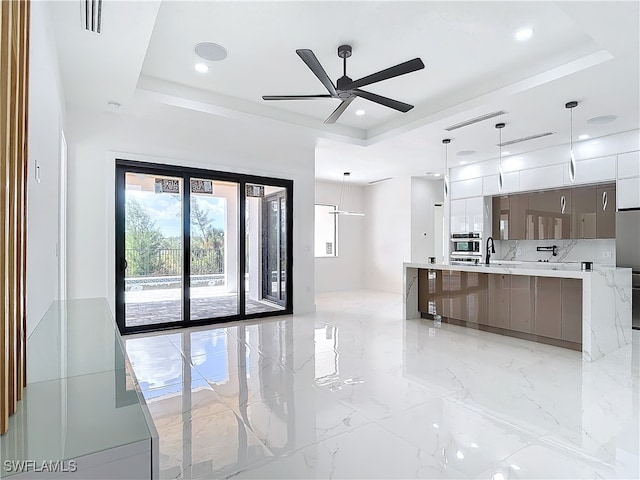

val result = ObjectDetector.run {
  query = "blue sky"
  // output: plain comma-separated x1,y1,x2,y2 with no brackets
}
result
126,190,226,237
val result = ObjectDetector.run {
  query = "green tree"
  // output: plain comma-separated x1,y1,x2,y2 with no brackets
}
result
125,199,164,276
191,199,224,274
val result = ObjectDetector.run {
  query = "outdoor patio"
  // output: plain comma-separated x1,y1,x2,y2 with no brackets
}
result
125,286,283,328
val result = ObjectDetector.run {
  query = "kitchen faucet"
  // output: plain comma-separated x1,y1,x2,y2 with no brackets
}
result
485,236,495,265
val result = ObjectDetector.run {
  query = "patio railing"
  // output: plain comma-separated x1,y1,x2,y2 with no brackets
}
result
125,248,224,277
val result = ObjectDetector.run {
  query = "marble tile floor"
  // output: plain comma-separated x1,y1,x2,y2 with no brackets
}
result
125,290,640,479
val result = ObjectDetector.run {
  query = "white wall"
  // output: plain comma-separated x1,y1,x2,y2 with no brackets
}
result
410,177,444,263
26,2,66,336
65,103,316,315
363,177,412,294
314,181,364,292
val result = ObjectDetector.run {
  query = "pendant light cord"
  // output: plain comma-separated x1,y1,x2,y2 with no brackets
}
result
499,129,502,166
570,106,573,153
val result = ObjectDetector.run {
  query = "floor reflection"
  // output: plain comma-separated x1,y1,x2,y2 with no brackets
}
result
125,291,639,480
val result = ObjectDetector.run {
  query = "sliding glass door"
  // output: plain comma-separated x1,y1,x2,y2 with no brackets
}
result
189,179,239,320
115,161,293,334
122,172,184,328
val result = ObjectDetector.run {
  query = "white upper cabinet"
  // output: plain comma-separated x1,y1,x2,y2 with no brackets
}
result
519,164,564,191
563,155,616,185
450,196,483,233
618,151,640,178
465,197,484,232
618,177,640,209
450,177,482,200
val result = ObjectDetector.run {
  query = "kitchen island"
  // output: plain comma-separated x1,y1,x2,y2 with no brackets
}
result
403,262,632,361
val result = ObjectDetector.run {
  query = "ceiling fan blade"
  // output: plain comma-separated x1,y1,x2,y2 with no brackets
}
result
343,58,424,90
296,49,338,97
262,95,333,100
324,97,355,124
353,89,414,112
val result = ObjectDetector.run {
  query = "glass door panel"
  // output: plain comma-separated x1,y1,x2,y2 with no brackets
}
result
124,172,183,328
245,184,287,314
190,179,239,320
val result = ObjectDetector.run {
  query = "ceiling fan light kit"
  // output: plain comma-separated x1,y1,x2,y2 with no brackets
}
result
263,44,425,124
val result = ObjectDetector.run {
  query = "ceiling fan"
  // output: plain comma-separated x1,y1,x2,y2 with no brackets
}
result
262,45,425,124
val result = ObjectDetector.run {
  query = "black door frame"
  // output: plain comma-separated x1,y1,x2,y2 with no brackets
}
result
115,159,294,335
262,190,287,307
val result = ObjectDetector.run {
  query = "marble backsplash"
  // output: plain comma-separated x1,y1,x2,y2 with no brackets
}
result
494,239,616,265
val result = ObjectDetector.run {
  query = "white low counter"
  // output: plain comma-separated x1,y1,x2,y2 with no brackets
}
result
404,262,633,361
0,299,158,479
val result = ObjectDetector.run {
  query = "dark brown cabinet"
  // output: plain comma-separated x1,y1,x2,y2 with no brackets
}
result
492,196,509,240
571,186,596,239
534,277,562,339
449,271,468,321
492,193,528,240
418,269,450,317
492,184,615,240
561,278,582,344
488,274,511,329
510,275,535,333
417,268,583,350
467,272,488,325
596,184,616,238
528,189,571,240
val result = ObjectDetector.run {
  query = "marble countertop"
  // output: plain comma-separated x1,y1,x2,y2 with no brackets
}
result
404,261,630,279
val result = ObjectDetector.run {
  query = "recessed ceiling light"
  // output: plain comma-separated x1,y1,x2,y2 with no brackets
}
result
433,173,441,177
456,451,465,460
195,63,210,73
510,465,521,471
195,42,228,62
578,134,589,140
470,442,478,448
459,161,468,165
501,151,510,156
586,115,617,126
514,27,534,41
456,150,476,156
355,109,366,116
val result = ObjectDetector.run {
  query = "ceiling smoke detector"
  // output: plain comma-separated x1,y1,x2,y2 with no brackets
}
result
195,43,228,62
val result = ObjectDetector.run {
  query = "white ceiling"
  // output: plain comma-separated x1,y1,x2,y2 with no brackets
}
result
49,1,639,185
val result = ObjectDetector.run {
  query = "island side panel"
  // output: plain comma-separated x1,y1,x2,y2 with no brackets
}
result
586,269,632,361
404,266,420,320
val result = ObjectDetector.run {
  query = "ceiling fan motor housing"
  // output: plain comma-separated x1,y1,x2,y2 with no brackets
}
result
338,45,352,58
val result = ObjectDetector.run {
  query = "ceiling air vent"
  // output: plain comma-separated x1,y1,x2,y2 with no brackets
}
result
83,0,102,33
368,177,392,185
445,110,507,131
500,131,555,147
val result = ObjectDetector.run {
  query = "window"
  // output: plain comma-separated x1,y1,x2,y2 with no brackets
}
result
315,204,337,257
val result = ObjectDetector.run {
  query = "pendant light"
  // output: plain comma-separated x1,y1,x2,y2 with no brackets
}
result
442,138,451,199
495,122,505,192
330,172,364,216
566,101,578,182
